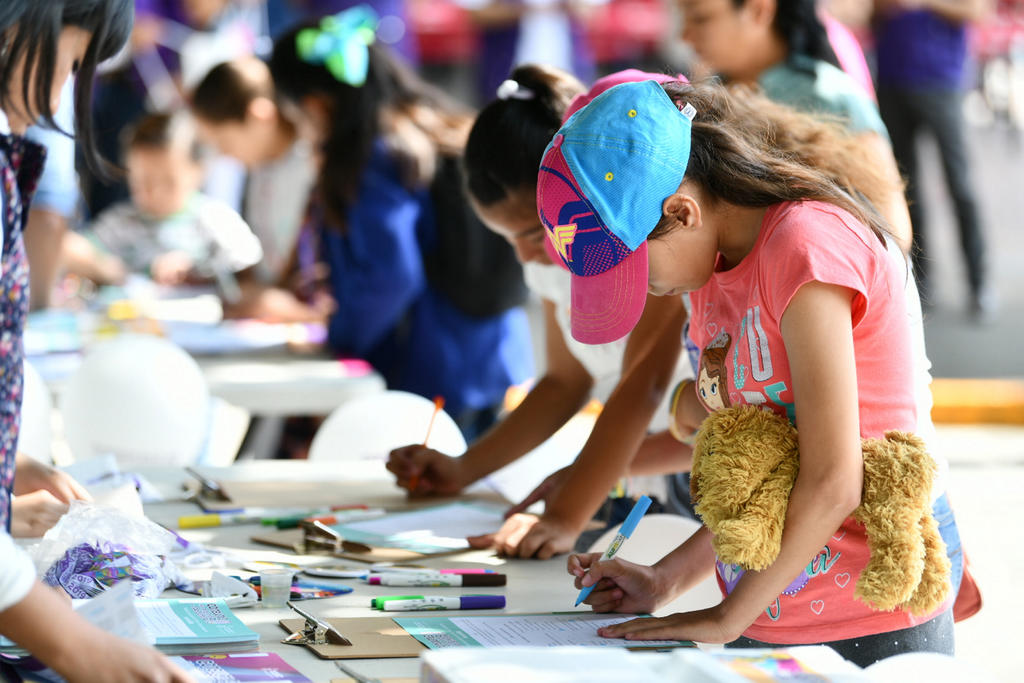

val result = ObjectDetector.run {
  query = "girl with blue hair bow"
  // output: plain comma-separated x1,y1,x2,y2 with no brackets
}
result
269,8,533,437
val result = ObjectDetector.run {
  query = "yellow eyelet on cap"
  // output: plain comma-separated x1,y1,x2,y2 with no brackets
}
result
628,109,637,118
605,172,614,181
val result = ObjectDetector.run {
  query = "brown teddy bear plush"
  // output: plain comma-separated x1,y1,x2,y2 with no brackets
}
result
690,405,950,616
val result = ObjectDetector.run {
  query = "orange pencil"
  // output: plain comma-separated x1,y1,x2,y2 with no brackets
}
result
408,396,444,493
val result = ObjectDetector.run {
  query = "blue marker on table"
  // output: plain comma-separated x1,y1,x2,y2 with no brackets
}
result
574,495,652,607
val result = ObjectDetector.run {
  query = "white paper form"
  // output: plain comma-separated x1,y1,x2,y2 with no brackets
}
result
74,578,152,644
334,502,505,551
448,613,687,649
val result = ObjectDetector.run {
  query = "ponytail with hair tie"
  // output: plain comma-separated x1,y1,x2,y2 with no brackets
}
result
496,79,536,101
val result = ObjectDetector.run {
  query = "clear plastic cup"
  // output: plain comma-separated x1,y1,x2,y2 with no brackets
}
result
259,568,293,607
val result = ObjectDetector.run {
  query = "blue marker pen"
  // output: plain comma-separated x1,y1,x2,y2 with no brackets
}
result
574,495,652,607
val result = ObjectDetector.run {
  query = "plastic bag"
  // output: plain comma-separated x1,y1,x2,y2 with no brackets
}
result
29,501,190,599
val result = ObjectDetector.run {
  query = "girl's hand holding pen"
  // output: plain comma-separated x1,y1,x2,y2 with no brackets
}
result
569,549,748,644
386,446,465,497
567,552,662,614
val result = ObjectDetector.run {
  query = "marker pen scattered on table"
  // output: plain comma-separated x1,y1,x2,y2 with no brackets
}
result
370,595,424,609
270,507,384,529
262,504,373,528
178,512,264,529
380,595,505,611
367,573,506,587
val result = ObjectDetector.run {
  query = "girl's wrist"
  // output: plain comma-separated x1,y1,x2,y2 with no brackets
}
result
713,593,759,642
454,449,493,487
667,379,696,443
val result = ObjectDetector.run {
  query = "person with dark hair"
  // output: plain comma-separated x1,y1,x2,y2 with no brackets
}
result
873,0,994,319
545,78,958,666
389,66,697,559
64,112,263,290
676,0,913,254
192,57,316,294
0,3,193,680
269,8,533,437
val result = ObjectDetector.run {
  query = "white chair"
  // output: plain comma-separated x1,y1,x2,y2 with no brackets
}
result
308,390,467,465
588,513,721,616
19,359,54,464
60,334,210,468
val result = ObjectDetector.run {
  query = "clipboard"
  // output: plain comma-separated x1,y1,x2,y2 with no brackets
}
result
281,612,696,660
251,527,464,562
279,617,426,659
186,477,507,513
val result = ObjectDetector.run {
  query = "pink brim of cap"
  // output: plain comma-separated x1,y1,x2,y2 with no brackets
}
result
570,241,649,344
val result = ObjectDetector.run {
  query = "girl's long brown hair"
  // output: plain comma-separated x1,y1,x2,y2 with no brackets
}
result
651,80,893,243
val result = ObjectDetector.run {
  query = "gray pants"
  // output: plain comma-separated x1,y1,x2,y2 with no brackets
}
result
727,608,954,668
878,87,988,302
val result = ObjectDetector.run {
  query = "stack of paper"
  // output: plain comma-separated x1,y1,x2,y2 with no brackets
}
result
0,586,258,657
136,599,259,654
174,653,311,682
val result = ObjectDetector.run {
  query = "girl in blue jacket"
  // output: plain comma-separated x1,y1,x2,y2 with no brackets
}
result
268,8,533,436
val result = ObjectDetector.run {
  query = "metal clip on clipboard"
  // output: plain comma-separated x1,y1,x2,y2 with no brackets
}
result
184,466,232,502
282,601,352,647
299,519,374,555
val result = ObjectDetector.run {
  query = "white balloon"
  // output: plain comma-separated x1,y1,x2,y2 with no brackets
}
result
19,359,53,463
309,390,466,463
60,334,210,468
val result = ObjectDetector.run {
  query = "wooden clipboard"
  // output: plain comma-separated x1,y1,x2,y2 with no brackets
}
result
251,527,465,562
280,617,426,659
188,478,507,513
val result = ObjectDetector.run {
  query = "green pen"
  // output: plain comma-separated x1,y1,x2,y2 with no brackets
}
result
370,595,422,610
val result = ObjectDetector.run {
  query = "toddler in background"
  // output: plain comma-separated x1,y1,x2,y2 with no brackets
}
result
64,112,262,292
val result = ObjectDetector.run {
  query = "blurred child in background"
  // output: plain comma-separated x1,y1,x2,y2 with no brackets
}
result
64,112,263,295
676,0,913,254
268,8,533,436
191,57,323,322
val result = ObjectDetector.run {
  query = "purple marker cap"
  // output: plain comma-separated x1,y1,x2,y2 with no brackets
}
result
368,576,382,585
460,595,505,610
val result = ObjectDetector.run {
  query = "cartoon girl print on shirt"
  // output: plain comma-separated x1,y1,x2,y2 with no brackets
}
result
697,331,732,412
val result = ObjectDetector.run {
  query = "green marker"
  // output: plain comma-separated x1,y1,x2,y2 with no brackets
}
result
371,595,423,610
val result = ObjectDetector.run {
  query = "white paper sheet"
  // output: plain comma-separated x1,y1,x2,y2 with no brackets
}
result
448,613,685,649
335,502,505,550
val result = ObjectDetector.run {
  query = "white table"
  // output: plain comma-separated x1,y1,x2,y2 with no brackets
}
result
196,353,385,417
142,463,577,682
27,289,386,419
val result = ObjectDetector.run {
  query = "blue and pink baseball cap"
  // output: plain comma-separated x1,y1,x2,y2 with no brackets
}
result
537,79,695,344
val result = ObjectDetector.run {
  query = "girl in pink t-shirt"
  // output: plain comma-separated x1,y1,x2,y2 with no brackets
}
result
536,79,957,666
